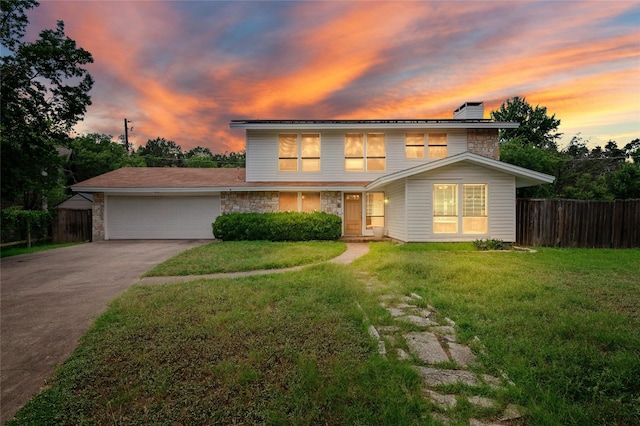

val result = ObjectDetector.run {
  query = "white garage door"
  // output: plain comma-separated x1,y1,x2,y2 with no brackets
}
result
107,196,220,239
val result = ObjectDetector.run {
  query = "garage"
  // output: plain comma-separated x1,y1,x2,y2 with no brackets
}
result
106,195,220,239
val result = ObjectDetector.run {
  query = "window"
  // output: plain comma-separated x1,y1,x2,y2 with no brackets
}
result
301,134,320,172
433,184,488,234
462,184,487,234
301,192,321,212
406,133,425,159
279,134,298,172
428,133,447,159
345,133,385,171
367,134,386,171
279,133,320,172
279,192,321,212
345,133,364,171
366,192,385,229
433,184,458,233
279,192,298,211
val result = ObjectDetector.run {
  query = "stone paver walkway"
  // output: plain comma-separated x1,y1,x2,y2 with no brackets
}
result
364,289,524,425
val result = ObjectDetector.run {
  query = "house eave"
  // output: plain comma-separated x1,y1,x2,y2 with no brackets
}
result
230,120,519,130
366,152,555,190
72,184,370,194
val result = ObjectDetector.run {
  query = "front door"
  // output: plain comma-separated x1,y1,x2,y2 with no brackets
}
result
344,193,362,235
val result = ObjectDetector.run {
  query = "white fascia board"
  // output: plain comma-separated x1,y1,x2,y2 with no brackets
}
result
366,152,555,190
73,185,368,194
230,121,519,130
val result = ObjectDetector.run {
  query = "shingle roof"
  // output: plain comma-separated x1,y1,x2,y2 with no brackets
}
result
72,167,247,189
71,167,370,191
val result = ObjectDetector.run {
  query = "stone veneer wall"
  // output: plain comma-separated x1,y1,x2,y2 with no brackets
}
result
221,191,280,213
467,129,500,160
321,191,342,216
221,191,343,216
92,192,105,241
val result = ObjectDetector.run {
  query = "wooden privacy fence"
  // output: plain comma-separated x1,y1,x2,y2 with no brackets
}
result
516,199,640,248
52,209,92,243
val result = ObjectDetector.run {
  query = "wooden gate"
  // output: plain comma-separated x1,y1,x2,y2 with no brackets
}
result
52,209,92,243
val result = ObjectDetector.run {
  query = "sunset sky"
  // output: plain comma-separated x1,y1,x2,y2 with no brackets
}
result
26,0,640,153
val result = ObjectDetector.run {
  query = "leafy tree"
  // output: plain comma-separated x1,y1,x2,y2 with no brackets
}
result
1,0,94,209
606,162,640,199
137,137,184,167
65,133,145,183
491,97,562,151
500,138,558,197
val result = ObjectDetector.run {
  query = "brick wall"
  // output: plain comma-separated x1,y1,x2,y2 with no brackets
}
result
467,129,500,160
92,192,105,241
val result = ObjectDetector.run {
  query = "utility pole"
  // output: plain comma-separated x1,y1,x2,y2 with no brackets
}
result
123,118,132,152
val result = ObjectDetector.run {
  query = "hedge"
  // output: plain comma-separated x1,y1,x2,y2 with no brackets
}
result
212,211,342,241
1,207,52,244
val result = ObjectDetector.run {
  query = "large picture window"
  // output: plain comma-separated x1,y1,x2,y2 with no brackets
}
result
433,183,488,234
433,184,458,233
345,133,385,171
462,184,487,234
428,133,447,159
279,134,320,172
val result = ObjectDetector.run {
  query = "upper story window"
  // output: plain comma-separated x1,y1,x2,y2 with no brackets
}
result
406,133,425,159
301,134,320,172
279,133,321,172
345,133,386,172
428,133,447,159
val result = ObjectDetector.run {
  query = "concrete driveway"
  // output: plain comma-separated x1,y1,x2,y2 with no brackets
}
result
0,240,206,423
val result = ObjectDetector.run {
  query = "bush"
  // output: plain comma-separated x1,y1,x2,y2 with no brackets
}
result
473,238,507,251
212,211,342,241
1,207,52,244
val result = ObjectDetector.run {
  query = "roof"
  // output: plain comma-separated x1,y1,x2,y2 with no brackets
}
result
71,167,370,193
229,119,519,130
366,152,555,190
55,193,93,210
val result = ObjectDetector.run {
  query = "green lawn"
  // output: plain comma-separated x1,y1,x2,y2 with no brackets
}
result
144,240,346,276
0,242,81,258
8,243,640,425
354,243,640,425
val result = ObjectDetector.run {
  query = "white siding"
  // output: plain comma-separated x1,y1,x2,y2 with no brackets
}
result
384,180,408,242
246,128,470,182
405,162,516,242
106,195,220,239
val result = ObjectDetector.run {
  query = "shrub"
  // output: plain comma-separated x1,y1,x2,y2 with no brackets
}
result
473,238,507,251
1,207,52,244
212,211,342,241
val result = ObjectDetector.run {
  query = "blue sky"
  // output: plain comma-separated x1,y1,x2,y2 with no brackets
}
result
28,0,640,152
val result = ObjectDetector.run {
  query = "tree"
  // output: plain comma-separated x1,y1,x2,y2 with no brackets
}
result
137,137,184,167
491,97,562,151
1,0,94,209
606,162,640,199
65,133,145,184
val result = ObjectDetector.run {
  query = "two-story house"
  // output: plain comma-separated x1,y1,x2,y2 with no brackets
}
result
72,102,554,242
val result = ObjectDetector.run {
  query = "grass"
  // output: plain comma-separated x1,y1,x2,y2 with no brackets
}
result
0,242,81,258
8,242,640,424
143,240,346,276
9,264,427,425
354,243,640,425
